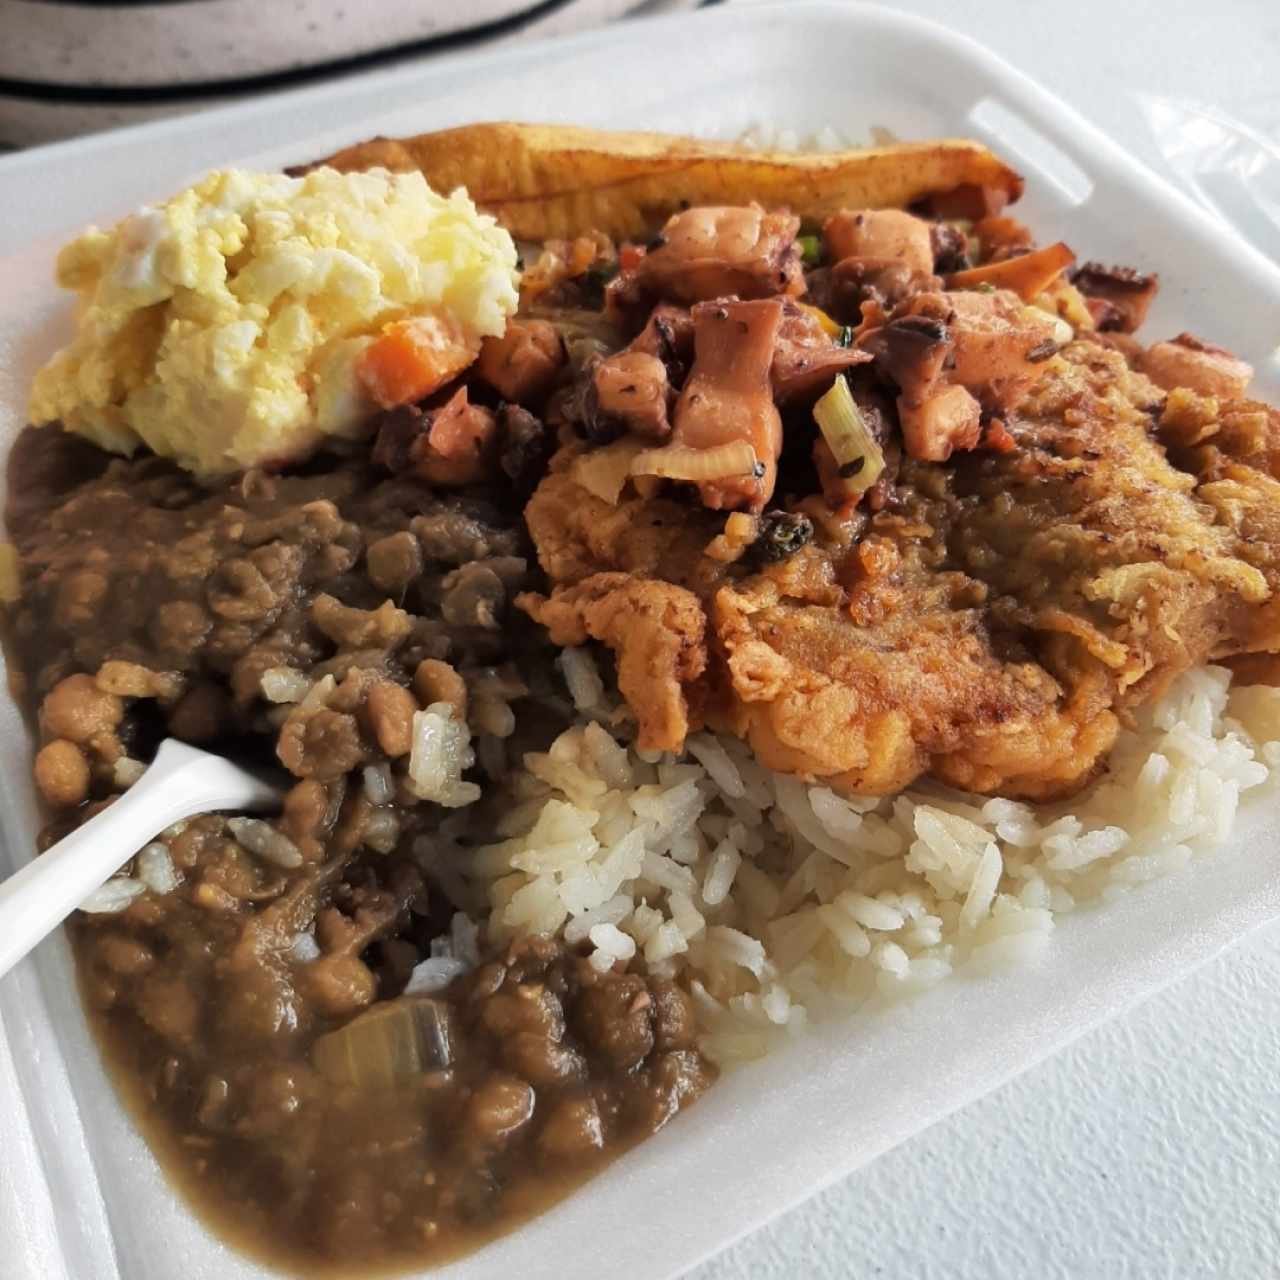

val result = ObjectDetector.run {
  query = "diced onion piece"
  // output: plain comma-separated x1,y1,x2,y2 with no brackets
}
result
570,439,645,504
813,376,885,495
630,441,758,482
312,997,454,1090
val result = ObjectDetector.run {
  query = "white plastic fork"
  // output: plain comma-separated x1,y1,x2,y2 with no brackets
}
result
0,739,281,979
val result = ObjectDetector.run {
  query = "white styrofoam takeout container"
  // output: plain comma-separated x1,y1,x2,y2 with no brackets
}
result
2,4,1280,1278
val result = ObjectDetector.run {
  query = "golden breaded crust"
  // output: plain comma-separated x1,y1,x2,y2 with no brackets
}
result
300,122,1023,241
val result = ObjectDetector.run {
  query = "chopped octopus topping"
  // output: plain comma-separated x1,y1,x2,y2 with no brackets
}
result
859,288,1059,461
897,383,982,462
627,303,695,377
899,289,1061,412
371,388,497,487
1071,262,1160,334
929,221,970,273
622,205,804,304
476,318,565,404
770,301,871,404
639,297,785,512
822,208,936,277
1139,333,1253,400
592,351,673,441
857,313,952,405
973,215,1035,262
806,258,932,325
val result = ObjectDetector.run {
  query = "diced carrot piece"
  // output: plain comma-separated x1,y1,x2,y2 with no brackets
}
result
983,417,1018,453
944,241,1076,302
357,315,479,409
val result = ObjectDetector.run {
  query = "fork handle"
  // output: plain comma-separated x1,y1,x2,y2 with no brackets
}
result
0,740,278,980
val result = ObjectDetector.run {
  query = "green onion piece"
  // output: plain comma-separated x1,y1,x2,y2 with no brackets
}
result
837,325,854,349
798,234,822,267
813,376,885,496
312,997,454,1090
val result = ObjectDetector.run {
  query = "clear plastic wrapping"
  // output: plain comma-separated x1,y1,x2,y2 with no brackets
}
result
1138,94,1280,264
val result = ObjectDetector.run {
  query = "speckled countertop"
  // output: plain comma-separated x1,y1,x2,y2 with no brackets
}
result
696,2,1280,1276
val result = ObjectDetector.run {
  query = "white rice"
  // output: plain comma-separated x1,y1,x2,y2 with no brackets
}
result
288,930,322,964
361,809,401,855
79,876,146,914
362,763,394,806
405,956,469,994
112,757,147,789
404,910,482,993
406,703,481,808
260,666,312,703
558,647,607,714
733,123,896,153
587,922,636,972
227,816,303,869
472,661,1280,1065
135,842,180,894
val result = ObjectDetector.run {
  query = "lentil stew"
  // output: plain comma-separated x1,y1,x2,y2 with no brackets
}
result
2,424,714,1273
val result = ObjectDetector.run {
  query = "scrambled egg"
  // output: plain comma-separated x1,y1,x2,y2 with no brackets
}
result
29,167,520,477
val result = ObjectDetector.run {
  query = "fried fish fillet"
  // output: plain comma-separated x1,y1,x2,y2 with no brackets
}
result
301,123,1023,241
521,341,1280,799
528,572,707,752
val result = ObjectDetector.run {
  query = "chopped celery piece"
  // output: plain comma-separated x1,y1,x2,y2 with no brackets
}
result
312,996,454,1090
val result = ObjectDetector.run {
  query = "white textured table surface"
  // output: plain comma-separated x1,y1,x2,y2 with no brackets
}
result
694,1,1280,1277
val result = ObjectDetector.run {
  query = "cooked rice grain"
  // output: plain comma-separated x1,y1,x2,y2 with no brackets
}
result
407,703,481,808
471,666,1279,1065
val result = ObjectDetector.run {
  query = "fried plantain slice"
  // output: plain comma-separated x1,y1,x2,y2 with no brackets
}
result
297,122,1023,241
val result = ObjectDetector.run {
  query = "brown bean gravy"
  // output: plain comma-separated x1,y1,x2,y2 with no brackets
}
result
3,425,713,1274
